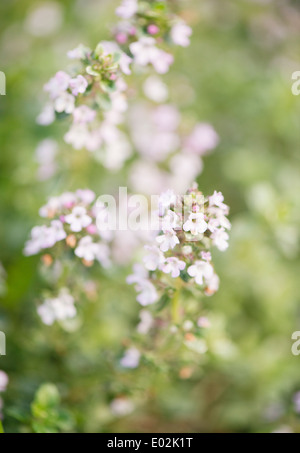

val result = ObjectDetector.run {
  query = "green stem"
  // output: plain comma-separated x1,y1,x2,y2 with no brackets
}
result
171,290,180,324
0,420,4,434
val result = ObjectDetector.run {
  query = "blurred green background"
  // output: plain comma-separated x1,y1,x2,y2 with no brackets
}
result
0,0,300,433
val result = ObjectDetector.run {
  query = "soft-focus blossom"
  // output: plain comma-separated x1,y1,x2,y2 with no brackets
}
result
137,310,154,334
184,123,219,156
116,0,138,19
110,398,134,416
54,92,75,114
143,246,165,271
162,257,186,278
120,347,140,368
130,37,174,74
67,44,92,60
69,75,88,96
35,139,58,181
73,106,96,124
197,317,211,328
0,371,8,392
37,289,76,326
170,23,192,47
24,2,63,37
44,71,70,100
183,213,208,235
187,260,214,286
136,280,158,306
156,230,179,252
211,227,229,251
65,206,92,232
143,76,169,103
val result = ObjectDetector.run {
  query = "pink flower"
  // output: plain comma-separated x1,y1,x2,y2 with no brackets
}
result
171,23,192,47
185,123,219,156
73,106,96,124
0,371,8,392
116,0,138,19
44,71,70,99
156,230,179,252
54,92,75,114
69,75,88,96
143,246,165,271
76,189,96,204
162,257,186,278
148,24,159,35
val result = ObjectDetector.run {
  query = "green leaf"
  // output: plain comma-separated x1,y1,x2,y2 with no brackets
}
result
154,292,171,312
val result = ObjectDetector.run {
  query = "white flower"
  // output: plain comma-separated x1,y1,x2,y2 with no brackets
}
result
67,44,91,60
44,71,70,99
35,139,58,165
54,92,75,114
36,103,55,125
156,230,179,252
162,257,186,278
183,212,208,235
205,273,220,295
65,206,92,232
209,191,227,209
69,75,88,96
0,371,8,392
152,50,174,74
120,347,140,368
143,246,165,271
38,289,76,326
130,37,157,66
130,38,174,74
127,264,149,285
116,0,138,19
110,398,134,417
161,210,181,232
24,225,59,256
75,236,101,262
50,220,67,242
136,280,158,306
187,260,214,285
211,227,229,251
76,189,96,204
119,53,132,75
73,105,96,124
137,310,154,334
197,317,211,328
158,190,177,213
143,76,169,103
170,23,192,47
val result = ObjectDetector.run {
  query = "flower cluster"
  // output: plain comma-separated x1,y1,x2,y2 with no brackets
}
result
114,0,192,73
37,288,76,326
128,184,231,307
37,0,192,171
128,102,219,194
0,370,8,419
24,189,111,268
